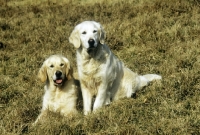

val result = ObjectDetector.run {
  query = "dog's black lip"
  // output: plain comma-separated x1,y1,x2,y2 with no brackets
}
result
87,47,95,54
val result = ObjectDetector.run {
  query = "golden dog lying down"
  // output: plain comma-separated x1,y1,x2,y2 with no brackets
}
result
34,55,81,125
69,21,162,115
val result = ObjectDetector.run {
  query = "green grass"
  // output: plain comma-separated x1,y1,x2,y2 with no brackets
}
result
1,0,200,134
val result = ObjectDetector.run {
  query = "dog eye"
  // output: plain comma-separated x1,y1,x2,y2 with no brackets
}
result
93,30,97,33
50,65,54,68
82,31,86,34
60,63,64,66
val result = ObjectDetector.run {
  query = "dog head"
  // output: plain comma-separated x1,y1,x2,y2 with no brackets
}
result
38,55,73,86
69,21,106,51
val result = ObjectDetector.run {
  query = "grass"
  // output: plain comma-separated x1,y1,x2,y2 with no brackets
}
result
0,0,200,134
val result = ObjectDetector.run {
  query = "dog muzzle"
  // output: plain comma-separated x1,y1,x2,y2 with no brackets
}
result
53,71,65,86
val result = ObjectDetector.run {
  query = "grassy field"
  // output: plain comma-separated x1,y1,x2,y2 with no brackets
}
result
0,0,200,134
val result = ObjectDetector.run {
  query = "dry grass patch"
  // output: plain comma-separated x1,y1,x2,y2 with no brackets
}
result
1,0,200,134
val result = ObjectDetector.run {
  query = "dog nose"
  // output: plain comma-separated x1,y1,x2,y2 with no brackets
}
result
55,71,62,77
88,39,95,48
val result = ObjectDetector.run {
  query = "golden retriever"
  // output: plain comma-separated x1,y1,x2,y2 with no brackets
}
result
69,21,162,115
33,55,81,125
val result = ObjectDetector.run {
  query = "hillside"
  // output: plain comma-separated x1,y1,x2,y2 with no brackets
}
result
0,0,200,134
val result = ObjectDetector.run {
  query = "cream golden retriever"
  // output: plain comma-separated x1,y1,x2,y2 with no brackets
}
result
34,55,81,125
69,21,162,115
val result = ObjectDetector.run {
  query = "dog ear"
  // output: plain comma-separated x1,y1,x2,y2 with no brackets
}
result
67,65,73,80
99,25,106,44
94,22,106,44
38,62,47,83
63,57,73,80
69,28,81,48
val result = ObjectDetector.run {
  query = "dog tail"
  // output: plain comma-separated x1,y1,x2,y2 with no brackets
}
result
137,74,162,90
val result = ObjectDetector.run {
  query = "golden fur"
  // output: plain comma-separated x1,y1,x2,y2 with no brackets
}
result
34,55,81,125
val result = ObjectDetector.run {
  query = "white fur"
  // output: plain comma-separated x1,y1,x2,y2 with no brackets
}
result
69,21,161,115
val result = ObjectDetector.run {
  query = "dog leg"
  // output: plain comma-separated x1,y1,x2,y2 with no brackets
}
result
93,85,108,111
105,92,111,105
32,109,48,126
82,87,93,115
